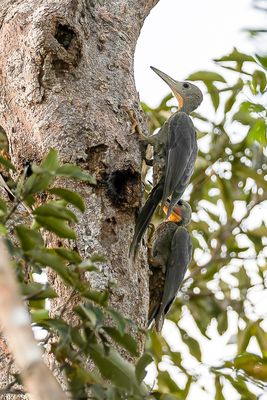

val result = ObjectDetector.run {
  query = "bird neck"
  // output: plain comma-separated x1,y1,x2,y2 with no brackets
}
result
179,103,192,114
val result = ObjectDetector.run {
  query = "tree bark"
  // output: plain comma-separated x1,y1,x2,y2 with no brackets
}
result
0,0,159,395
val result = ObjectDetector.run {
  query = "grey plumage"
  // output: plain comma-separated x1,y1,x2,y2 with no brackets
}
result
130,111,197,259
148,200,192,332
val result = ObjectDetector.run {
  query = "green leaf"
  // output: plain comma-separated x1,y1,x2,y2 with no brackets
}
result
65,365,97,397
226,375,257,399
55,248,82,264
30,309,49,322
28,248,76,286
247,119,266,145
106,308,127,335
234,352,267,382
41,149,60,172
215,376,225,400
233,267,251,288
28,298,45,309
206,82,220,111
35,216,76,239
214,48,255,71
135,353,153,383
16,226,44,251
24,173,54,195
187,71,226,83
182,376,192,398
88,344,147,395
0,156,16,171
56,165,96,184
248,225,267,237
235,164,266,188
217,311,228,336
232,102,259,126
255,54,267,70
256,325,267,357
82,288,109,306
104,327,139,357
33,203,78,222
216,177,234,218
237,322,253,354
157,370,181,393
21,282,57,300
0,198,7,215
252,70,267,93
49,188,85,212
224,80,243,113
75,304,98,327
179,327,202,361
0,223,7,235
149,330,164,364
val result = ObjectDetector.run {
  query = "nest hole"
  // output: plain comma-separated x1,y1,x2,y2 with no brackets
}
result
107,168,140,208
55,24,76,50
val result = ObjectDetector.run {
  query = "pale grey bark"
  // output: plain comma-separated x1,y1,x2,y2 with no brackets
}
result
0,0,159,396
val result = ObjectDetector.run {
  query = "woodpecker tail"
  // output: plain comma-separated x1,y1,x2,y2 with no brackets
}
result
148,306,164,332
166,192,182,218
129,183,163,261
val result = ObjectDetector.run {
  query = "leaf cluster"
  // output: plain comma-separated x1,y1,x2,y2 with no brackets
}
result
0,149,151,399
141,44,267,398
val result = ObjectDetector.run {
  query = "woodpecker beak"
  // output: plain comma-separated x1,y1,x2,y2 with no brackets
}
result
151,66,184,110
163,204,182,223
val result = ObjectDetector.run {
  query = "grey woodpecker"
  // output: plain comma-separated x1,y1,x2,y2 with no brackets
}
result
129,67,202,259
148,199,192,332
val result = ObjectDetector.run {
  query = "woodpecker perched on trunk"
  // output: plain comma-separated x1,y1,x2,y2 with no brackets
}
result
129,67,202,260
148,199,192,332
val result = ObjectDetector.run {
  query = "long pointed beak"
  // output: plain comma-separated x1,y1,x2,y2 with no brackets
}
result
150,66,178,90
150,66,184,109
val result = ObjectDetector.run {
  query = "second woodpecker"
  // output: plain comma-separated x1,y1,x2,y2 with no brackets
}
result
130,67,202,259
148,199,192,331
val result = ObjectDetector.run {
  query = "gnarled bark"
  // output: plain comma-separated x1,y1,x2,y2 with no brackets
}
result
0,0,159,395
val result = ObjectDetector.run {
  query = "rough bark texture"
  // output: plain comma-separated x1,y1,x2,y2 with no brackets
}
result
0,0,159,396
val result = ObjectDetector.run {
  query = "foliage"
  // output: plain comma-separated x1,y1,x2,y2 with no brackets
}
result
140,33,267,400
0,149,150,399
0,4,266,400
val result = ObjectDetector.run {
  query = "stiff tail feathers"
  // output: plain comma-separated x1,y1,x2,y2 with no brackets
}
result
166,192,182,218
129,184,163,261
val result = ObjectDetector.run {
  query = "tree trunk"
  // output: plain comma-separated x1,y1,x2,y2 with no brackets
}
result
0,0,159,395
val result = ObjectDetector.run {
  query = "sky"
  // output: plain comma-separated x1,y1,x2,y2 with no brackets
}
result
135,0,266,107
134,1,267,398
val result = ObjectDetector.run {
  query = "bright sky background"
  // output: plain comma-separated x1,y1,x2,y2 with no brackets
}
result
134,1,267,398
135,0,266,107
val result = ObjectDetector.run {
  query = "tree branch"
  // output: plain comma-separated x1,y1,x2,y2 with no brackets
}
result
0,239,67,400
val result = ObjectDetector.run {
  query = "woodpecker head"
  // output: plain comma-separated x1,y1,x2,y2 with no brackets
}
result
151,66,203,114
163,199,191,226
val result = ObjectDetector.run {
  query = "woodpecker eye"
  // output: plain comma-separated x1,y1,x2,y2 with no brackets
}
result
183,83,189,89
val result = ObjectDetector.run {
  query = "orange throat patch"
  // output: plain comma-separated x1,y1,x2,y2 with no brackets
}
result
163,205,182,223
174,91,184,110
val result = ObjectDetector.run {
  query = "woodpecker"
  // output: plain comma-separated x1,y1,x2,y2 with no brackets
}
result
148,199,192,332
129,67,202,259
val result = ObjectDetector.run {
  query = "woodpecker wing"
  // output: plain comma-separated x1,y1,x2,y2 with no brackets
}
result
162,112,196,210
167,141,198,216
155,226,192,331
